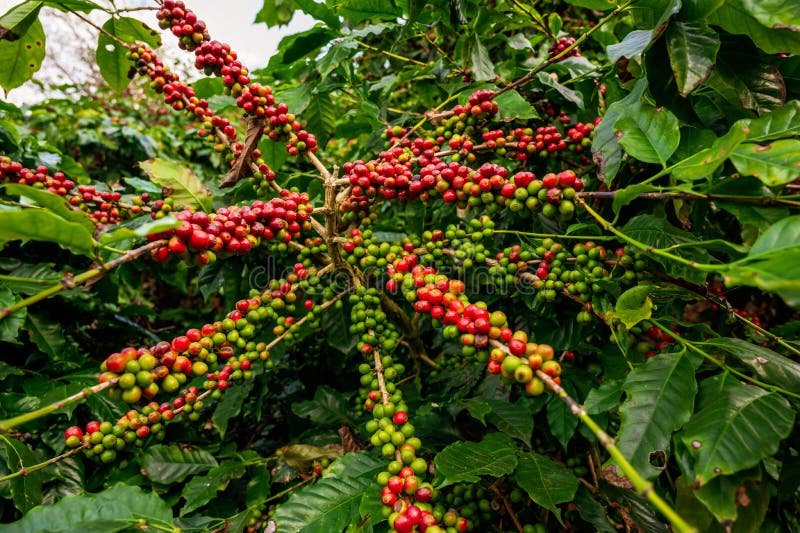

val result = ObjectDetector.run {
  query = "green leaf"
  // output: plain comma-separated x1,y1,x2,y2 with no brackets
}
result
607,29,653,64
484,399,534,443
513,452,579,514
584,380,624,414
670,124,748,181
0,483,172,533
140,444,218,484
665,22,720,96
100,216,180,245
470,36,496,81
622,214,712,284
338,0,401,24
725,215,800,307
295,0,341,29
2,183,94,233
181,461,246,515
254,0,295,27
0,1,42,40
679,383,795,485
274,451,384,532
317,38,358,80
564,0,619,9
591,78,647,182
0,17,45,93
0,209,95,257
25,311,78,361
304,92,337,151
704,50,785,115
740,100,800,142
694,474,767,525
729,140,800,186
536,71,583,107
434,432,518,487
611,183,661,214
546,382,580,449
702,338,800,396
276,27,335,64
43,0,101,12
674,475,715,530
292,385,349,425
614,101,680,166
573,485,617,532
611,352,696,479
680,0,726,20
737,0,800,32
139,158,212,212
0,285,26,343
610,285,653,329
1,435,43,513
96,17,161,93
212,377,254,438
708,0,800,55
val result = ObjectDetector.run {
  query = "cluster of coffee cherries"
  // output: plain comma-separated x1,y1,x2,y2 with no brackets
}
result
626,321,678,359
548,36,580,60
505,169,583,221
127,44,237,144
146,192,315,264
71,185,149,225
349,290,470,533
0,157,76,196
0,157,152,227
156,0,210,51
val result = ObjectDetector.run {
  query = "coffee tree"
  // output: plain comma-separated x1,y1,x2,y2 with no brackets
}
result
0,0,799,531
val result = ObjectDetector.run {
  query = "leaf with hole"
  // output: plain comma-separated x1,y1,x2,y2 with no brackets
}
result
610,352,696,479
678,383,795,485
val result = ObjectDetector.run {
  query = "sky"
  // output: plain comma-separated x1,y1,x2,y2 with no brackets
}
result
0,0,316,104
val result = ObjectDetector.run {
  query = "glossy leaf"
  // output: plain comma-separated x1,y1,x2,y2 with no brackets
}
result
547,382,580,449
610,285,653,329
1,435,43,513
274,451,384,532
614,102,680,166
670,124,748,181
292,385,349,426
212,377,254,437
729,140,800,186
99,216,180,245
679,383,795,485
2,183,94,233
139,158,213,212
665,22,720,96
434,432,518,487
680,0,726,20
140,444,218,484
484,399,535,443
0,1,42,40
725,215,800,307
584,380,624,414
622,214,712,284
470,36,496,81
607,29,653,64
738,0,800,32
708,1,800,55
0,483,172,533
741,100,800,142
0,208,95,256
181,461,246,515
0,285,26,344
96,17,161,93
513,452,579,514
537,71,583,107
338,0,401,24
591,79,647,182
295,0,341,29
612,352,696,479
0,18,45,93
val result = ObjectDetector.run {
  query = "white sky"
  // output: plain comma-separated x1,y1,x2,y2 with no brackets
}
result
0,0,315,104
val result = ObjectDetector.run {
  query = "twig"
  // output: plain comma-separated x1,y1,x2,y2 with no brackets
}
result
0,240,167,322
0,380,118,433
578,190,800,208
489,484,525,533
0,442,90,484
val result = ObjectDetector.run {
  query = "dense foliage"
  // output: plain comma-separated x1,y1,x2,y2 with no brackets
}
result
1,0,799,532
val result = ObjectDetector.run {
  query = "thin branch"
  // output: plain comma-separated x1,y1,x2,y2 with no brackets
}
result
0,240,168,322
0,442,90,484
